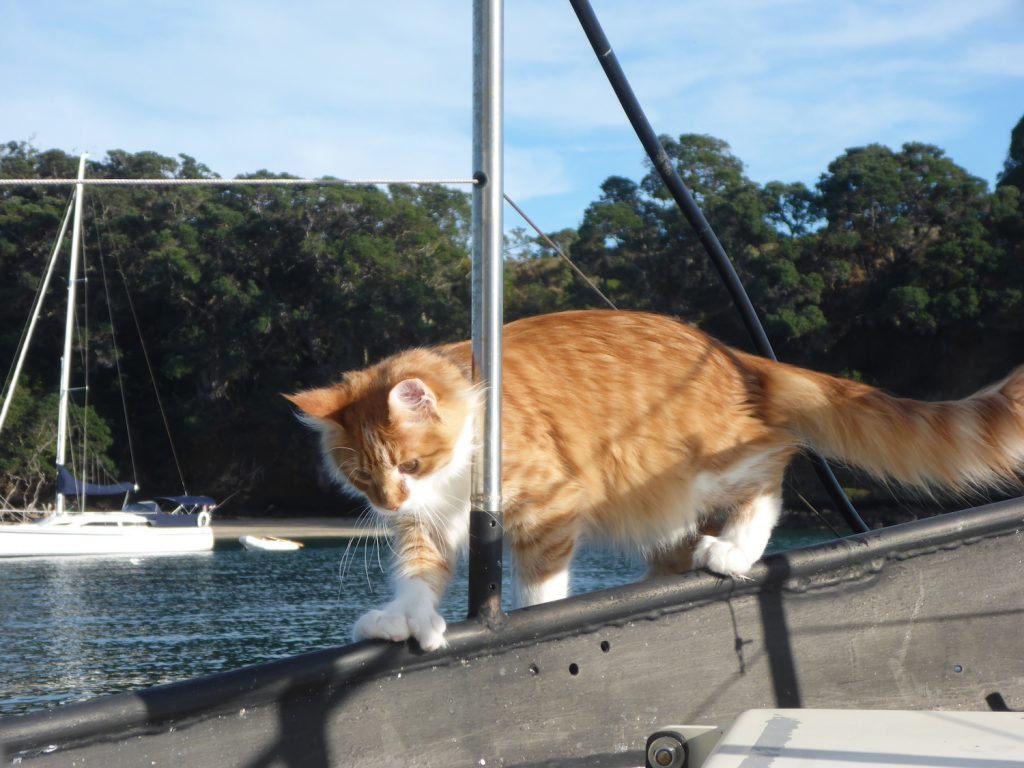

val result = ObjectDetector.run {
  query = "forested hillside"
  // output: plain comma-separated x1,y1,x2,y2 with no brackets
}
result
2,118,1022,518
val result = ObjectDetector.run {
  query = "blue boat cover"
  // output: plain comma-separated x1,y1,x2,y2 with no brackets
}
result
56,465,136,497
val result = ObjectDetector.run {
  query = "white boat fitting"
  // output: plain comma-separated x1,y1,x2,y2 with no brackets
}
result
690,708,1024,767
239,535,303,552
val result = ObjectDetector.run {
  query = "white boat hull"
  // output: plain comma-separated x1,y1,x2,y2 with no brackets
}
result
239,535,302,552
0,512,214,557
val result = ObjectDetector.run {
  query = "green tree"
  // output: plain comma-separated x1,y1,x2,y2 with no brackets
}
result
0,381,117,512
997,114,1024,192
572,135,827,355
503,227,579,320
815,142,1009,392
5,131,1023,513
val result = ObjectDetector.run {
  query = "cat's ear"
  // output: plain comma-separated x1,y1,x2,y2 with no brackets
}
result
283,387,348,426
388,378,439,422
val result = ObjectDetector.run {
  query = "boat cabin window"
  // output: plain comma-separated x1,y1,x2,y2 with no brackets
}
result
123,501,161,514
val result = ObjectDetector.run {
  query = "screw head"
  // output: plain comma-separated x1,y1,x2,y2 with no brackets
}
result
654,746,675,766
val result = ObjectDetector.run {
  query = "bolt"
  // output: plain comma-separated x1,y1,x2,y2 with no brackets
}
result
647,734,686,768
654,746,675,766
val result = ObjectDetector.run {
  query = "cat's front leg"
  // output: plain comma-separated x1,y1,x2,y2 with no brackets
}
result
353,576,447,651
353,518,454,651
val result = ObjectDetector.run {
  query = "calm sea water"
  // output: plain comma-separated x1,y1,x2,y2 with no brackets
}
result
0,529,830,718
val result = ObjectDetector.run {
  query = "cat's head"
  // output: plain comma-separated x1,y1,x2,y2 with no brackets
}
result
285,349,475,515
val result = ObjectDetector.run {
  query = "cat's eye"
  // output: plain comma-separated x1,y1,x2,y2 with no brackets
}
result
398,459,421,475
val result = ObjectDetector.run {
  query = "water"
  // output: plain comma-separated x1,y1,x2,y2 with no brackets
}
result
0,529,829,718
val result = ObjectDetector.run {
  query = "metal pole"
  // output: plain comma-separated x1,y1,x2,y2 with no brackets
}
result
568,0,869,534
55,154,88,515
468,0,504,620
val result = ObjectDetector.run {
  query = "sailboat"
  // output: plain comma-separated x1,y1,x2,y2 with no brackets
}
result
0,155,214,557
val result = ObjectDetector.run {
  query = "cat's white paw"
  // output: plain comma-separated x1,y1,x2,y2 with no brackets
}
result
692,536,754,579
353,604,447,650
352,578,448,651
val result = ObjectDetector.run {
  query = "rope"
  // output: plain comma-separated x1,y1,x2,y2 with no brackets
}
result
504,193,617,310
91,203,141,487
106,239,190,495
788,483,843,538
0,177,478,187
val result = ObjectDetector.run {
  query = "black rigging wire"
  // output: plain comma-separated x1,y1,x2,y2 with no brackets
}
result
87,192,190,495
568,0,869,535
118,257,189,495
89,200,141,488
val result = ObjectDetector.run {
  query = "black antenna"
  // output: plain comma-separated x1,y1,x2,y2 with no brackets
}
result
568,0,869,534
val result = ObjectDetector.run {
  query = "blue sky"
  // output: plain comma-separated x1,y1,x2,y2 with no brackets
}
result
3,0,1023,235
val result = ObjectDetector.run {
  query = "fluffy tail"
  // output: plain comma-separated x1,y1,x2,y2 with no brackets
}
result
757,358,1024,495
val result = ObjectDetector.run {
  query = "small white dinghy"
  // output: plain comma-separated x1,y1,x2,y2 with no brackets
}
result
239,535,303,552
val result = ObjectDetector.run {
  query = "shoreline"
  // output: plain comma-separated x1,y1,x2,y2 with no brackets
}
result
211,516,384,542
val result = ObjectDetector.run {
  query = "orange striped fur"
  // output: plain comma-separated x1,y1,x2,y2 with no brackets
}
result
287,309,1024,650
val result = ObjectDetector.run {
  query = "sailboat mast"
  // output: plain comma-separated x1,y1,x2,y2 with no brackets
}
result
468,0,504,619
55,153,88,516
0,202,74,437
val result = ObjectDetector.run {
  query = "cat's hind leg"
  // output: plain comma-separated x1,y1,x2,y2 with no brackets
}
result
513,567,570,607
692,491,781,579
511,529,577,608
645,519,723,577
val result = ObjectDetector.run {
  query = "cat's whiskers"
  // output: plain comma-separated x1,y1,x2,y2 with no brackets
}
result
367,506,401,560
341,506,394,591
330,447,368,478
338,505,375,582
337,459,370,483
351,506,393,592
328,446,358,465
372,518,390,582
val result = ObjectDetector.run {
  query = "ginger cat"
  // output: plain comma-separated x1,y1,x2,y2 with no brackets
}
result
286,309,1024,651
